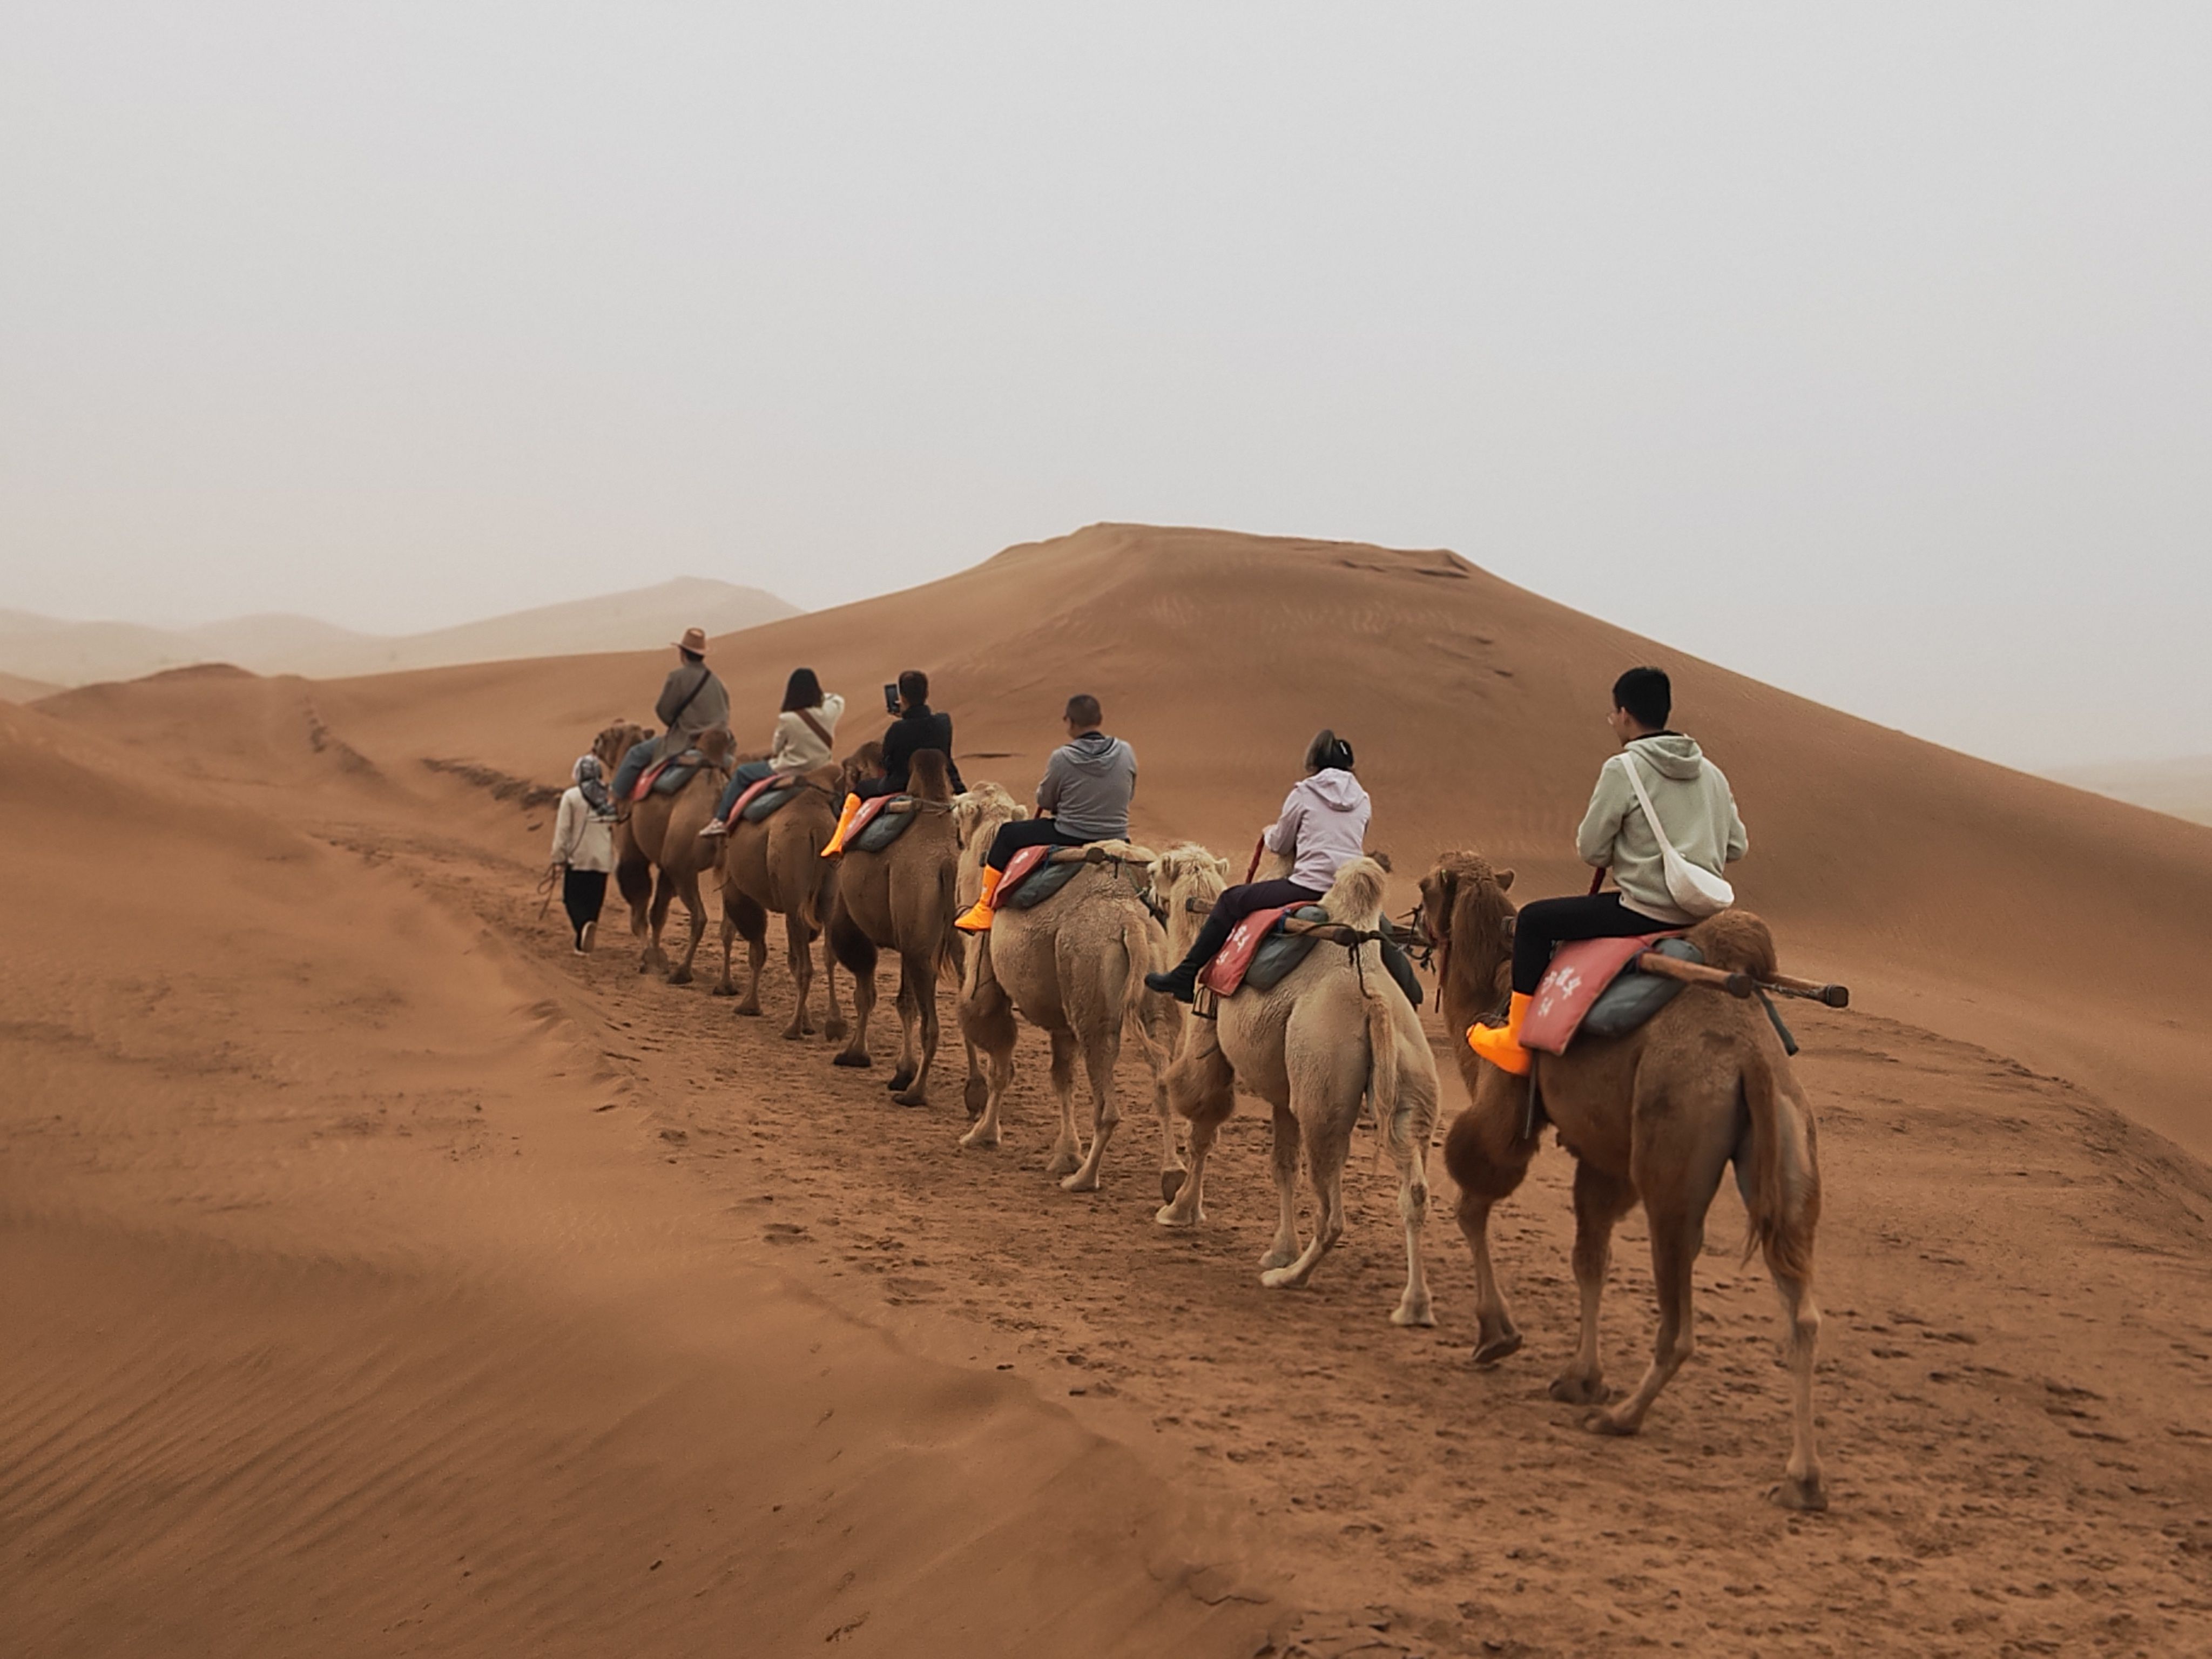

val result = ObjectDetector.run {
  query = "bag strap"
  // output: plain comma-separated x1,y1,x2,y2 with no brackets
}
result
1621,756,1692,873
665,666,710,729
796,707,833,748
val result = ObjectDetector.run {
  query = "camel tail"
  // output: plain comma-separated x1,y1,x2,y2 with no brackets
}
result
1740,1051,1820,1282
1119,914,1169,1071
1361,944,1406,1165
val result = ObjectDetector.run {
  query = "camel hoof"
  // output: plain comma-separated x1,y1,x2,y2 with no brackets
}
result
1583,1408,1640,1438
1469,1330,1525,1368
710,983,736,998
1768,1475,1830,1513
832,1050,871,1069
667,968,693,986
1391,1299,1437,1329
1152,1204,1200,1228
885,1070,915,1092
1058,1170,1100,1194
1159,1168,1187,1206
1548,1372,1607,1405
780,1026,805,1041
1258,1266,1306,1292
1044,1150,1081,1178
891,1088,928,1109
958,1125,999,1150
824,1022,849,1043
963,1075,989,1121
1257,1246,1299,1272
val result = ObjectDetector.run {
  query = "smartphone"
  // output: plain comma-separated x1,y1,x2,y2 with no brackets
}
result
882,683,901,714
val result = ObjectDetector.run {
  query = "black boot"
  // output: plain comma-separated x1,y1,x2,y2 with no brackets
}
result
1145,961,1199,1003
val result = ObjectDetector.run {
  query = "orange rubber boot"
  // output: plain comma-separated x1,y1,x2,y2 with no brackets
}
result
1466,991,1535,1076
821,793,862,857
954,866,1003,933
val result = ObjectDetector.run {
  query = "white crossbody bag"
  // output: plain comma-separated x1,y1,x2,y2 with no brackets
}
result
1622,757,1735,919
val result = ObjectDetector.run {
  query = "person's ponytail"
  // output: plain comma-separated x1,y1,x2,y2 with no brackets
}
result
1304,728,1355,773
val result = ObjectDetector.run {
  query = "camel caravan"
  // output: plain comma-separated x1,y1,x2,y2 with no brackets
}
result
550,640,1844,1509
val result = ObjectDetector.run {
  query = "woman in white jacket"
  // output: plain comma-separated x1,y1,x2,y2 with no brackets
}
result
702,669,846,836
549,754,618,953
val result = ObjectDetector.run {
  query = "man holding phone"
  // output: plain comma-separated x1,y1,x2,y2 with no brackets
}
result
822,669,965,854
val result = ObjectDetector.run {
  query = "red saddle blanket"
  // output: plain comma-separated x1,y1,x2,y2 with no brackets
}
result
993,843,1055,908
1197,906,1293,997
1521,933,1678,1056
844,794,894,842
629,759,669,802
723,773,792,825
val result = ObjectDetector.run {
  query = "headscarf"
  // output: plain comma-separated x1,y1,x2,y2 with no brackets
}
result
573,754,617,820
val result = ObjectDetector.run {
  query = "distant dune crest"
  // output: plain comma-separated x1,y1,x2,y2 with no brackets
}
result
0,576,800,689
2047,755,2212,828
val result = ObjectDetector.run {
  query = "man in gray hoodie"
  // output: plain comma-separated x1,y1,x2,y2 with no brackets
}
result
955,694,1138,932
1469,666,1748,1075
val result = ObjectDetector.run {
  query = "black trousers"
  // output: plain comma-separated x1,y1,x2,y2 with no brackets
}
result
985,817,1090,870
1173,878,1325,972
563,868,609,940
1510,892,1672,996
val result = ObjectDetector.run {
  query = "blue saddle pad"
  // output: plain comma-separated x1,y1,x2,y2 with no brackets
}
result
1243,905,1331,992
1002,855,1085,911
852,802,919,854
739,786,799,824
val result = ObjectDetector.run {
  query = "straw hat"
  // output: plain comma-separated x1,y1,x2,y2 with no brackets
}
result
675,626,709,655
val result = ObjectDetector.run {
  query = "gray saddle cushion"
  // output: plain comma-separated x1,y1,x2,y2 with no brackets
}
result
852,802,918,854
739,785,799,824
1002,855,1085,911
1243,905,1332,992
1579,936,1698,1040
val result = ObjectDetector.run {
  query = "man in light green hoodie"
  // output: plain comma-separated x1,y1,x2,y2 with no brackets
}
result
1468,666,1748,1076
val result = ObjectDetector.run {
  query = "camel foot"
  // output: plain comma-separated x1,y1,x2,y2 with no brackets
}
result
1159,1166,1187,1206
779,1023,805,1041
1391,1296,1437,1329
1468,1329,1525,1368
885,1069,915,1092
963,1074,989,1121
1549,1371,1608,1406
1768,1474,1830,1513
958,1123,1000,1150
667,967,693,986
710,982,736,998
1044,1147,1081,1178
891,1087,928,1109
832,1050,871,1069
1058,1168,1101,1194
1153,1202,1203,1228
1258,1265,1309,1292
1257,1244,1299,1272
1584,1407,1642,1438
823,1021,849,1043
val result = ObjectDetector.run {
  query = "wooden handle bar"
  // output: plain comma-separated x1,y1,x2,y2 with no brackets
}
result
1636,952,1755,999
1756,973,1850,1008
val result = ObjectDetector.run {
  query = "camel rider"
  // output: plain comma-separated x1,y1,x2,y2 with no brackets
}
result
1145,730,1370,1004
1468,665,1749,1076
955,694,1137,932
699,667,845,837
821,669,967,856
611,628,731,801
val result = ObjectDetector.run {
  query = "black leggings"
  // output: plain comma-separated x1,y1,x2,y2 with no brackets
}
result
562,868,609,940
1172,878,1324,972
985,817,1088,870
1511,892,1673,995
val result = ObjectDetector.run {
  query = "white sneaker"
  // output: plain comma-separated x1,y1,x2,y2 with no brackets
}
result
579,921,596,953
699,818,730,837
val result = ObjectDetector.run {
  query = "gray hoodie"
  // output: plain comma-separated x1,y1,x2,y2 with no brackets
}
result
1037,731,1137,840
1576,734,1748,925
1264,768,1372,893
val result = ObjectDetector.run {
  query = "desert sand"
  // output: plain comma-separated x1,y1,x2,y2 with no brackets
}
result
5,524,2209,1656
2052,754,2212,830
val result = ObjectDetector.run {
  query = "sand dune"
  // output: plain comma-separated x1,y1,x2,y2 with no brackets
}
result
0,575,798,687
2049,752,2212,827
10,524,2212,1654
0,669,58,703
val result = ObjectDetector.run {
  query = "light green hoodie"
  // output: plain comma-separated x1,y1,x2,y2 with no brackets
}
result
1575,734,1748,926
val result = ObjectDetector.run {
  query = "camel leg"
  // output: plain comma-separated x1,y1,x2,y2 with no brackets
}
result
1764,1267,1829,1510
1550,1161,1637,1404
1257,1107,1303,1272
956,975,1018,1151
820,924,849,1043
830,915,876,1069
1390,1134,1437,1330
713,908,738,996
667,872,707,985
719,894,767,1013
888,949,938,1107
1042,1030,1082,1177
1445,1091,1541,1367
781,920,813,1040
1155,1031,1233,1227
1143,1001,1186,1204
642,869,676,974
617,851,653,946
1261,1110,1347,1291
1060,1025,1123,1195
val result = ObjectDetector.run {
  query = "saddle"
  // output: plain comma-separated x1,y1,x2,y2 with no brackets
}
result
1521,933,1696,1056
1196,905,1425,1005
631,750,708,802
724,773,801,827
848,795,923,855
992,844,1094,913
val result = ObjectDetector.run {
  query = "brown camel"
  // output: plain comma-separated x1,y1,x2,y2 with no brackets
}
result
1151,847,1440,1325
1420,851,1827,1510
613,725,732,984
825,750,965,1107
952,788,1185,1197
712,760,852,1042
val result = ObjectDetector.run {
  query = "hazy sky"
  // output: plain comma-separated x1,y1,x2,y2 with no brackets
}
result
3,4,2206,766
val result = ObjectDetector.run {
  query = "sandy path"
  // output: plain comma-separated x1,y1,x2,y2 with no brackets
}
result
410,820,2212,1657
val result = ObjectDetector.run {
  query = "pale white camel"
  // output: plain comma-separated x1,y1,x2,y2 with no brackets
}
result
1151,847,1439,1325
953,787,1186,1197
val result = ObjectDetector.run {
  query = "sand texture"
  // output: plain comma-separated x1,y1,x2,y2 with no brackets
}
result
5,525,2209,1656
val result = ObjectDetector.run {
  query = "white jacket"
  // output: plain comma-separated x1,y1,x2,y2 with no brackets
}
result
1262,768,1372,893
767,693,845,773
550,786,616,872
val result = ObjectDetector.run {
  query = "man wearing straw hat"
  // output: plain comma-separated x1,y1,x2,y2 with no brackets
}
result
612,626,731,801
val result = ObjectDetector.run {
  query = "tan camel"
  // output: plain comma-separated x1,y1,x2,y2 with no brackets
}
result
712,760,851,1042
825,750,965,1107
952,790,1185,1197
1151,847,1440,1325
1419,851,1827,1510
613,725,732,984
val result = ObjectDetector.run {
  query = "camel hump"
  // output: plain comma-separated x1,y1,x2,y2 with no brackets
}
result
1684,908,1777,977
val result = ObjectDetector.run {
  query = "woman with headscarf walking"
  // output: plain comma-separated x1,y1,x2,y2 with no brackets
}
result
550,753,619,953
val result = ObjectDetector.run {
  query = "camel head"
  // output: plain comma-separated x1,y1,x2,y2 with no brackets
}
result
1319,855,1391,928
840,741,886,798
907,748,955,804
1149,841,1230,960
1419,851,1517,1016
592,720,653,773
953,782,1027,865
693,725,737,769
